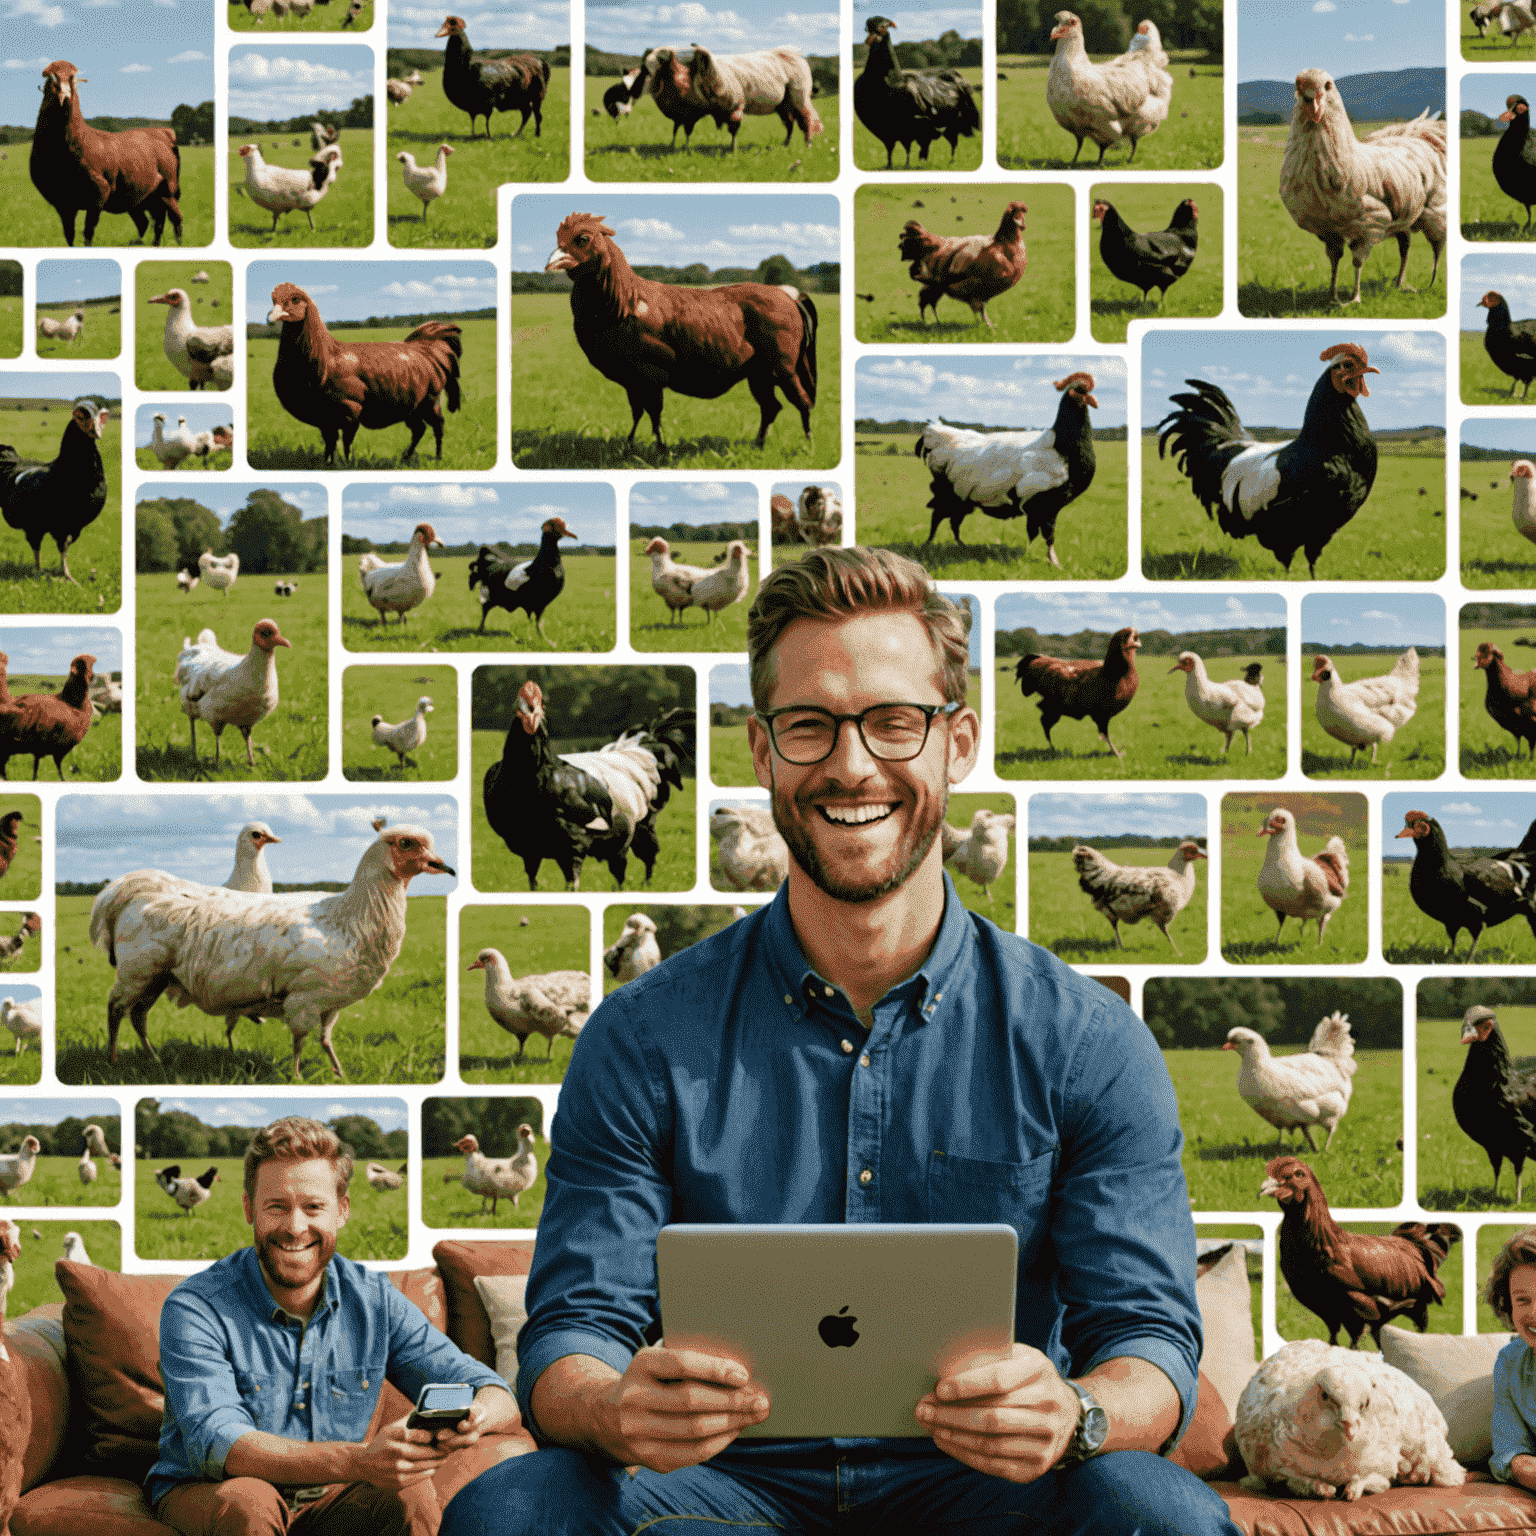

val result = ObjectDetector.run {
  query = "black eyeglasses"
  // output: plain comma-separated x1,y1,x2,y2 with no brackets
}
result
756,702,962,765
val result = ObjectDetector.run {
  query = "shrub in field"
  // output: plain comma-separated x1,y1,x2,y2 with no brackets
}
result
1301,651,1446,780
227,129,373,248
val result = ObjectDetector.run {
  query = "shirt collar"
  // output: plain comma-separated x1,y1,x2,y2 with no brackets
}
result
235,1243,341,1324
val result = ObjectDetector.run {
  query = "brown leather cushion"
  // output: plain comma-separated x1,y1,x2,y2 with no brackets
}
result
431,1240,533,1368
1169,1370,1241,1481
1213,1474,1536,1534
12,1475,177,1536
9,1309,68,1494
55,1263,182,1480
370,1267,450,1433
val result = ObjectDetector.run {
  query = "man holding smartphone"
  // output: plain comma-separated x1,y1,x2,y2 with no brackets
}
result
148,1116,520,1535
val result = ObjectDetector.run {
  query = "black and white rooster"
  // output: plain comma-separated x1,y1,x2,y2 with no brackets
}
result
155,1164,221,1216
0,397,109,583
914,372,1098,567
469,516,576,637
1157,342,1380,579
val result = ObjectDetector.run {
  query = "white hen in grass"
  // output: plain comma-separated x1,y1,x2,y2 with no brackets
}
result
398,144,452,220
372,697,433,771
1223,1016,1357,1152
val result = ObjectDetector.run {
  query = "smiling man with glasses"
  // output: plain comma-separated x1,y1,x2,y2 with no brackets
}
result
443,547,1237,1536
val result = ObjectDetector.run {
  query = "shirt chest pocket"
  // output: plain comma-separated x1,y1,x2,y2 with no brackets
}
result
322,1368,378,1426
926,1149,1055,1267
234,1370,285,1428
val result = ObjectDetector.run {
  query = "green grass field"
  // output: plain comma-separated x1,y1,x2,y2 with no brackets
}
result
1462,132,1536,242
996,52,1223,171
0,1153,122,1209
9,1221,121,1315
228,129,373,248
852,183,1072,344
390,68,569,248
136,571,327,781
458,902,589,1083
1141,435,1446,582
136,1157,406,1261
1461,624,1536,776
0,915,40,975
0,296,17,360
1089,182,1223,343
1462,461,1536,587
55,893,449,1086
248,316,495,471
1464,3,1535,58
0,1032,41,1087
1300,651,1446,780
0,407,122,615
1167,1045,1403,1210
342,551,615,654
135,260,232,393
0,668,120,784
341,663,457,781
1,144,215,249
229,0,374,30
855,65,983,173
711,722,755,787
1383,859,1536,964
856,437,1126,582
1221,793,1368,964
1461,326,1534,404
1238,122,1447,317
134,442,235,474
631,540,755,652
586,74,838,183
510,291,840,471
35,295,120,360
0,797,41,904
426,1146,546,1231
997,649,1284,782
1030,847,1207,963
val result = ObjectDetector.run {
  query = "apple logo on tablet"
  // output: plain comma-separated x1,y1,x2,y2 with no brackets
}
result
818,1305,858,1347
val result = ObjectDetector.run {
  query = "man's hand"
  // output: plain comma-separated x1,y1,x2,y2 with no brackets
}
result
915,1342,1080,1484
349,1411,450,1490
433,1385,521,1452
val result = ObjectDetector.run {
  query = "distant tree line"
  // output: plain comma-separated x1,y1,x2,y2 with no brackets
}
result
249,306,495,338
136,1099,404,1162
0,264,19,297
1302,642,1445,656
473,664,693,740
997,626,1285,659
1462,110,1506,139
516,259,837,294
997,0,1221,54
1142,977,1402,1050
1462,603,1536,624
1420,978,1536,1017
1464,443,1536,460
230,96,372,133
389,46,568,73
711,703,753,726
137,490,327,575
341,534,612,557
0,1115,121,1156
171,102,215,145
424,1097,544,1156
1030,833,1205,853
633,523,755,542
853,27,981,67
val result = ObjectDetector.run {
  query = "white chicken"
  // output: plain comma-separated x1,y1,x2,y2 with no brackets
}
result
398,144,452,220
155,1164,221,1216
0,913,39,963
1512,460,1536,546
710,804,789,891
150,412,197,471
1071,840,1206,955
77,1138,96,1185
644,537,711,625
371,697,433,772
0,999,39,1056
1169,651,1267,756
0,1138,39,1199
387,80,414,104
174,620,291,769
940,808,1015,901
1222,1016,1357,1153
1236,1339,1464,1501
61,1230,94,1266
147,288,234,392
687,541,752,625
604,912,661,985
1125,18,1168,63
177,569,198,594
454,1129,538,1216
359,522,442,625
238,143,344,234
1309,649,1419,769
365,1162,406,1191
198,549,240,596
467,947,589,1062
1046,10,1172,165
1256,807,1350,945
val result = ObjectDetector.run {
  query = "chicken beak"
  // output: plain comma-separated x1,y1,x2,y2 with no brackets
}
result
467,959,484,971
1301,92,1324,124
267,304,290,324
428,857,456,876
545,249,576,273
148,292,170,306
1049,22,1068,38
1462,1021,1482,1043
1258,1177,1282,1197
1502,110,1517,122
1393,826,1416,838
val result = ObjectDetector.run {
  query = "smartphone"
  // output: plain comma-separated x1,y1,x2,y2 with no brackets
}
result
406,1382,475,1432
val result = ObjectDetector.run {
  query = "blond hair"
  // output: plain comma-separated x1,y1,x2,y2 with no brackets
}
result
1486,1226,1536,1323
746,547,970,708
243,1116,352,1203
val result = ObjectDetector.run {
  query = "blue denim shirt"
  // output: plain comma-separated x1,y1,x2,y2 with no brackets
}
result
516,877,1202,1450
146,1246,507,1508
1492,1336,1536,1482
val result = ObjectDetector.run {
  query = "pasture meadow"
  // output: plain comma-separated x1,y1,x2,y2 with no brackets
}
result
35,295,121,360
1461,624,1536,776
630,539,756,652
1462,460,1536,587
134,261,233,393
1030,844,1207,964
0,914,41,975
0,291,17,359
1464,5,1534,59
1300,651,1446,780
426,1146,546,1231
1462,324,1533,404
227,130,373,248
229,0,374,29
0,1151,122,1209
1462,130,1536,241
341,664,458,781
1088,182,1223,343
0,796,41,903
8,1222,121,1316
710,722,755,787
855,65,984,173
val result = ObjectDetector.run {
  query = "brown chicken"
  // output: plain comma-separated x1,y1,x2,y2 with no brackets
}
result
0,654,94,780
896,201,1027,328
266,283,462,467
1474,641,1536,758
0,813,23,880
1013,626,1140,758
1261,1156,1458,1349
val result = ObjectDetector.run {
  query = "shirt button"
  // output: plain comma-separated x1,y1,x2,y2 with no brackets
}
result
859,1054,870,1067
784,994,793,1005
841,1039,853,1054
858,1169,873,1185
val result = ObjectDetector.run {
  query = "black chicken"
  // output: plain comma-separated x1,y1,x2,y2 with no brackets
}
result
469,516,575,637
1093,198,1198,307
0,398,109,583
1157,343,1379,578
436,15,550,140
1494,94,1536,235
1455,1005,1536,1204
1395,809,1536,957
1478,290,1536,399
855,16,979,170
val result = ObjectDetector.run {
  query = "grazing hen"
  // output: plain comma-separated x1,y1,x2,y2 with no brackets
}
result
603,911,661,984
1223,1017,1357,1152
175,622,290,769
1256,807,1350,945
1395,809,1536,957
469,517,576,637
398,144,451,221
1494,94,1536,235
940,808,1014,901
358,522,443,626
1454,1004,1536,1203
0,653,95,781
1478,291,1536,399
1309,648,1419,768
1260,1156,1457,1349
1158,344,1380,578
365,1162,406,1192
454,1130,537,1215
1474,641,1536,757
1169,651,1265,756
437,16,550,139
897,201,1027,328
0,397,109,583
371,697,433,771
155,1165,220,1216
467,947,588,1061
237,144,343,234
1046,10,1172,165
644,537,708,625
1072,838,1205,954
855,16,980,169
267,284,462,467
686,541,751,625
1093,198,1198,307
0,1000,39,1056
1013,625,1140,758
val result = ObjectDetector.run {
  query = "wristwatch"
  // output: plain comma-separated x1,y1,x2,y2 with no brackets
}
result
1057,1380,1109,1468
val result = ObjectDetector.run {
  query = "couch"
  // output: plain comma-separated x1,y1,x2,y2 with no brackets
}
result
7,1239,1536,1536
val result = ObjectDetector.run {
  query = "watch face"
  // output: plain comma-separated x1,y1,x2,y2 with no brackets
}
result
1083,1400,1110,1451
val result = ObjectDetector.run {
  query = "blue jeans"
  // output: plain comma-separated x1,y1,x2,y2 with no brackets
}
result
440,1442,1242,1535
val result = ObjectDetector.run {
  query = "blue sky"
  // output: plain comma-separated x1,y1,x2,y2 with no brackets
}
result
55,792,459,891
1239,0,1440,82
630,481,759,530
857,355,1127,429
850,0,981,42
135,402,232,447
512,194,840,274
229,45,372,119
1,0,213,122
998,591,1285,638
139,482,327,522
1465,73,1535,120
0,626,120,674
1462,255,1536,330
1029,792,1208,842
344,482,614,548
1463,420,1536,455
1143,331,1443,432
585,0,838,57
1382,792,1536,851
0,370,120,403
36,259,119,305
155,1095,408,1133
1300,593,1444,647
391,0,567,53
247,262,497,326
0,1094,103,1126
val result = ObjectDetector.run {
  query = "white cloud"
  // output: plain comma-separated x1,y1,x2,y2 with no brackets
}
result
121,62,152,72
3,0,66,23
4,55,53,68
620,218,686,242
386,484,499,506
169,48,208,61
1312,0,1335,9
1343,32,1373,40
229,53,356,85
380,280,443,299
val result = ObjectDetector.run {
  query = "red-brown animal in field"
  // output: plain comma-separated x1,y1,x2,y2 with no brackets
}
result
1014,625,1141,758
30,60,182,247
1474,640,1536,758
0,814,22,882
544,212,818,454
898,200,1028,327
0,654,94,781
266,283,462,467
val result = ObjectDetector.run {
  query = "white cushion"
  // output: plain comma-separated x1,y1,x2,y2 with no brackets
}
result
1379,1325,1514,1466
472,1273,529,1387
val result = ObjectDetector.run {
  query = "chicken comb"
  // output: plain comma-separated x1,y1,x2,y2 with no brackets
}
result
1403,809,1430,825
1054,372,1095,392
1318,342,1370,368
556,211,616,244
